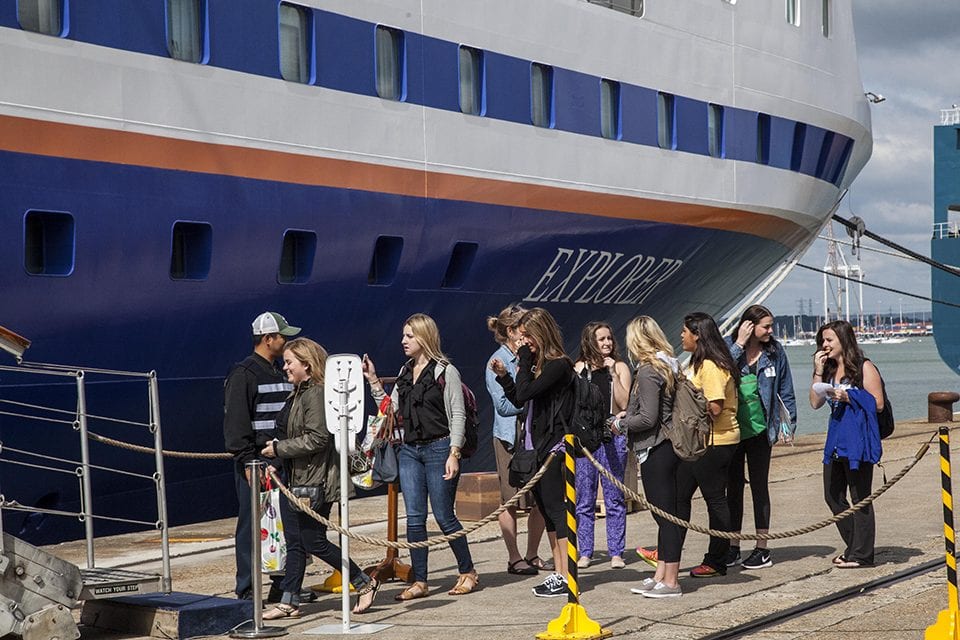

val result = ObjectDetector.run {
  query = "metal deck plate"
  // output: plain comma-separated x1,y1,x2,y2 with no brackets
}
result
80,567,161,599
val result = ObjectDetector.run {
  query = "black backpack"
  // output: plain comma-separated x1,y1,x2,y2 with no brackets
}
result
437,366,480,458
558,369,611,455
869,360,894,439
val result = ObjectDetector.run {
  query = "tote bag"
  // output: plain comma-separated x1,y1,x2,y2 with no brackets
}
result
259,476,286,574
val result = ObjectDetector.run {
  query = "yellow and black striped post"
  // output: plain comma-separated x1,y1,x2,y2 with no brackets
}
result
926,426,960,640
537,435,611,640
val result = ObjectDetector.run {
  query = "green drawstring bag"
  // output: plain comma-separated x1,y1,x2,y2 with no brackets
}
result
736,373,766,439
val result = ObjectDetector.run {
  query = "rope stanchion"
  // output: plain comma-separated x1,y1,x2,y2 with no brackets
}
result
580,432,935,541
925,426,960,640
536,435,610,640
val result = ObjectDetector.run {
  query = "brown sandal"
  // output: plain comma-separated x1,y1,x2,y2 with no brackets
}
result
352,577,381,614
447,571,479,595
262,603,301,619
394,581,429,601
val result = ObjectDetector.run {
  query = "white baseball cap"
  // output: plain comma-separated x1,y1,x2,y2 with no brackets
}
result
252,312,301,337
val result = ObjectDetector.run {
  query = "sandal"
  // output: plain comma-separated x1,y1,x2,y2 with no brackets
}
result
836,558,871,569
394,581,429,601
352,577,381,614
448,571,479,595
507,559,538,576
525,556,554,571
832,555,847,566
262,603,301,620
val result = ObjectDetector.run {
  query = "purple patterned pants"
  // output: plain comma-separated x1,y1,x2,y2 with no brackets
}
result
574,434,628,558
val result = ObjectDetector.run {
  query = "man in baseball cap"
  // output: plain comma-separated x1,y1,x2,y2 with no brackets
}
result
223,311,301,601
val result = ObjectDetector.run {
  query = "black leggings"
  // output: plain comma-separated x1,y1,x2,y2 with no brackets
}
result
823,457,875,564
726,432,772,535
677,443,736,572
532,455,567,539
640,440,683,563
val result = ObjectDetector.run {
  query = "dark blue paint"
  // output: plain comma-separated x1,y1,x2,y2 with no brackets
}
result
768,115,797,171
314,10,376,96
419,36,459,112
554,69,600,137
676,97,709,156
68,0,166,55
723,108,760,163
208,0,275,76
483,51,530,124
620,84,658,147
798,124,826,177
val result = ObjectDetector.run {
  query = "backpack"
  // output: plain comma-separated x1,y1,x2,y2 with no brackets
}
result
436,366,480,458
868,360,894,439
559,369,611,455
667,376,712,461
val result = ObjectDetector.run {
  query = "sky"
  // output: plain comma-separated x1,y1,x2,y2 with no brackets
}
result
763,0,960,321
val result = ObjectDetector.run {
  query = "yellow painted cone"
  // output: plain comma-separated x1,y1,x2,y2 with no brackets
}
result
926,609,960,640
310,570,355,593
536,603,612,640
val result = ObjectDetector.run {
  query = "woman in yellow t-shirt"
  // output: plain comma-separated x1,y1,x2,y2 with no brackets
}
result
676,312,741,579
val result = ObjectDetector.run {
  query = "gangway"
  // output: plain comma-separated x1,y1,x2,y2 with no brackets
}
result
0,351,172,639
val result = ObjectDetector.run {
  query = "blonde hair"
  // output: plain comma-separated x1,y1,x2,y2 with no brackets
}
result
404,313,448,363
283,338,328,384
519,308,570,374
625,316,675,390
487,303,526,345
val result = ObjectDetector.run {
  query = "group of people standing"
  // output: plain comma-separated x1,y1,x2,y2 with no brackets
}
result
221,304,885,613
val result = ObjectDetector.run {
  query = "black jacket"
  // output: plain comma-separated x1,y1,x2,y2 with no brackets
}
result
223,353,292,465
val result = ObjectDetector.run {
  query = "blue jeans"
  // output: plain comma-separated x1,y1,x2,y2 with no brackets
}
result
398,437,474,583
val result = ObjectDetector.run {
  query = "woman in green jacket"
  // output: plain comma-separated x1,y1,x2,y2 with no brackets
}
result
261,338,380,618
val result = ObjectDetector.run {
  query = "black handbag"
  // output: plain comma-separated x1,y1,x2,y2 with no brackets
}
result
371,440,399,484
508,449,538,488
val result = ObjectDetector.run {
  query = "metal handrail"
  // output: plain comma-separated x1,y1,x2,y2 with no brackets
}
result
942,107,960,126
933,221,960,240
0,362,172,593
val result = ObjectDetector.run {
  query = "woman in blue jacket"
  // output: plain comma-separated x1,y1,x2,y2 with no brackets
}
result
810,320,883,568
725,305,796,570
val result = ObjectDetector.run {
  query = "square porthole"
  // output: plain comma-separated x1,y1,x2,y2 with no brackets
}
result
24,210,74,276
441,242,478,289
278,230,316,284
170,221,212,280
368,235,403,285
17,0,66,36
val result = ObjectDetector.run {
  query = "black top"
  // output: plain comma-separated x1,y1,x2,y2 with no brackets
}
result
396,360,449,444
223,353,292,465
584,366,613,414
497,345,574,462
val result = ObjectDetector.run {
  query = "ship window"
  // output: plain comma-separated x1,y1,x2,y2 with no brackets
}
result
531,63,554,128
441,242,479,289
786,0,800,26
600,79,621,140
585,0,644,18
791,122,806,171
279,3,312,84
821,0,830,36
278,230,316,284
170,221,212,280
375,25,404,101
368,235,403,285
17,0,64,36
756,113,771,165
458,46,485,116
24,211,74,276
708,104,724,158
166,0,205,63
657,92,675,150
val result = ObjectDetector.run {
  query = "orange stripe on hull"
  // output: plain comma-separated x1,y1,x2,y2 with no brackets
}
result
0,114,807,243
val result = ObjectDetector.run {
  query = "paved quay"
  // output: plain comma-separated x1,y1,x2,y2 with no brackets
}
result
48,419,959,639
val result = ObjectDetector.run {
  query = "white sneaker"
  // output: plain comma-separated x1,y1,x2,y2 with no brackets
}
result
629,578,657,594
642,581,682,598
577,555,592,569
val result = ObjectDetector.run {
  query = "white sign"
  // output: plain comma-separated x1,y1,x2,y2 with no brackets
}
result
323,354,364,454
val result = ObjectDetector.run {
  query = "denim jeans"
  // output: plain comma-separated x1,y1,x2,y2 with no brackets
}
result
398,437,474,583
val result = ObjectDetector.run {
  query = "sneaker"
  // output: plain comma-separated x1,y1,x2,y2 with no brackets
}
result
724,547,742,568
610,556,625,569
629,577,657,594
742,548,773,570
689,563,723,578
642,582,682,598
637,546,658,569
577,555,592,569
532,573,568,598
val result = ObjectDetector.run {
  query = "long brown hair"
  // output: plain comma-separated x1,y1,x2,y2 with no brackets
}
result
815,320,865,387
683,312,740,385
576,321,622,370
518,308,570,375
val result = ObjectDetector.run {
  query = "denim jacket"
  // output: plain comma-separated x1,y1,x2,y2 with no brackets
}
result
485,344,522,443
726,337,797,445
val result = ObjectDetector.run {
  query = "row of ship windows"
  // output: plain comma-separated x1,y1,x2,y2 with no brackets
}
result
11,0,849,180
17,0,834,42
22,212,461,287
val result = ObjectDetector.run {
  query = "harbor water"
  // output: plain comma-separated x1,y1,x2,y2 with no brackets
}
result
785,338,959,436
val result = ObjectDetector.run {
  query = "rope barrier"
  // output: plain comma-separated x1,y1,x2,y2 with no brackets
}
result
265,454,556,550
579,432,936,541
85,431,232,459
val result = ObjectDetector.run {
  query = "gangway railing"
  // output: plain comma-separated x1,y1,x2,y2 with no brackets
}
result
933,221,960,239
0,361,171,598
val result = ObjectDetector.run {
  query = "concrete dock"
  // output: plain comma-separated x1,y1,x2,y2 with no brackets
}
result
47,419,958,639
